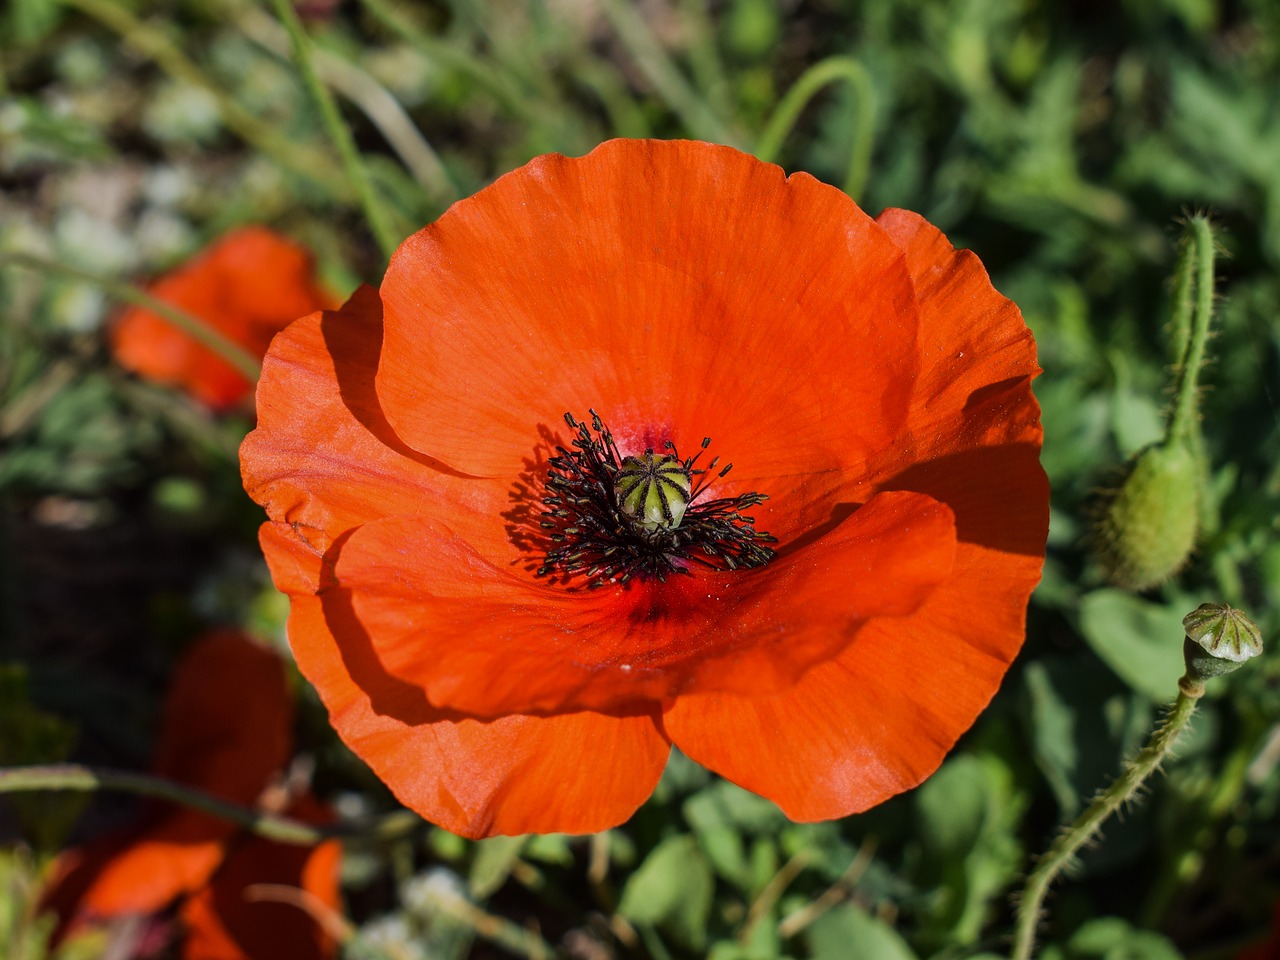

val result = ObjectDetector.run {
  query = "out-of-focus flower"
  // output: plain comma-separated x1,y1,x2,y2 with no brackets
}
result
1239,904,1280,960
112,227,335,411
41,630,340,960
241,139,1049,838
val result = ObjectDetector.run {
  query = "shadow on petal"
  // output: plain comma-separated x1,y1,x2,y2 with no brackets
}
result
319,287,483,480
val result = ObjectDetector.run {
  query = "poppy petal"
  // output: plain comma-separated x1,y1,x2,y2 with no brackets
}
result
178,797,340,960
662,548,1018,821
113,227,333,410
334,490,955,716
666,493,1044,821
261,521,671,837
376,139,921,489
662,211,1049,821
153,630,293,807
40,822,225,923
241,286,509,560
876,208,1039,413
866,208,1046,608
51,827,229,917
41,631,294,922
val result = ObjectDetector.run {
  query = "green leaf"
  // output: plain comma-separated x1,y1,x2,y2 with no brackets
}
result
806,904,918,960
684,779,787,834
522,833,573,866
684,780,787,893
5,0,63,45
1053,917,1184,960
1022,657,1153,834
468,835,527,899
0,665,84,850
619,835,714,950
1078,589,1187,701
694,825,750,891
913,753,1026,946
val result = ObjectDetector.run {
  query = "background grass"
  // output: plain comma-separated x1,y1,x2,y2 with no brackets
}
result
2,1,1280,958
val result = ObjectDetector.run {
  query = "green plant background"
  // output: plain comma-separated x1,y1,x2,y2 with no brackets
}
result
2,0,1279,957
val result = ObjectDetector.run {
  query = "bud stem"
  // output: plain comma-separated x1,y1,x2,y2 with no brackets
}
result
1166,216,1216,447
1011,677,1204,960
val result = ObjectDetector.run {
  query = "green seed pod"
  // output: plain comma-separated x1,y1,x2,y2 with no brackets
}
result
1092,440,1200,591
616,453,692,534
1181,602,1264,681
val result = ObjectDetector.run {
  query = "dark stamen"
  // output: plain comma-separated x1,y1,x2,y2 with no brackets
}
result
536,410,776,589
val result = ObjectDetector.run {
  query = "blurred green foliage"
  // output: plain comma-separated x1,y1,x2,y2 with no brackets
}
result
3,0,1280,957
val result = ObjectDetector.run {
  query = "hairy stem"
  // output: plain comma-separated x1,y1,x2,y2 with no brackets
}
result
1167,223,1196,370
1011,677,1205,960
1166,216,1216,445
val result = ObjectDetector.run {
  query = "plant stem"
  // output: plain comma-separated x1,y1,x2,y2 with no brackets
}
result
597,0,737,145
236,4,459,207
58,0,351,202
755,56,876,201
1167,224,1197,371
1011,676,1205,960
266,0,402,262
0,252,259,381
1166,216,1216,446
0,763,420,846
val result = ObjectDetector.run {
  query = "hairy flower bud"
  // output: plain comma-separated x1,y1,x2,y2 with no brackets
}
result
1093,440,1199,591
1182,602,1264,681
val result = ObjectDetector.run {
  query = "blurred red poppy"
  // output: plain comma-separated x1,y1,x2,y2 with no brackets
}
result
242,139,1048,838
42,630,340,960
112,227,335,411
1240,905,1280,960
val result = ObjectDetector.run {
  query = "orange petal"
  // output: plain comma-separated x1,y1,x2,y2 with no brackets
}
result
334,490,955,716
666,213,1048,821
869,207,1043,469
664,537,1022,820
241,286,507,559
865,209,1046,660
54,826,228,917
113,227,334,411
178,797,340,960
376,140,920,488
40,822,218,925
114,300,250,410
259,521,671,837
153,629,293,808
41,631,295,922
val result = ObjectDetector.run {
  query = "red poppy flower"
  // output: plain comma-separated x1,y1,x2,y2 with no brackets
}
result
241,139,1048,838
42,630,340,960
112,227,336,411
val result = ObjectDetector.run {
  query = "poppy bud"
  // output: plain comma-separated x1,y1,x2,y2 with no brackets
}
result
616,453,692,533
1093,439,1200,590
1182,602,1264,681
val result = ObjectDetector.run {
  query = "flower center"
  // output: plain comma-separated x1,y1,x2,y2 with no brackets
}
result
537,410,776,589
